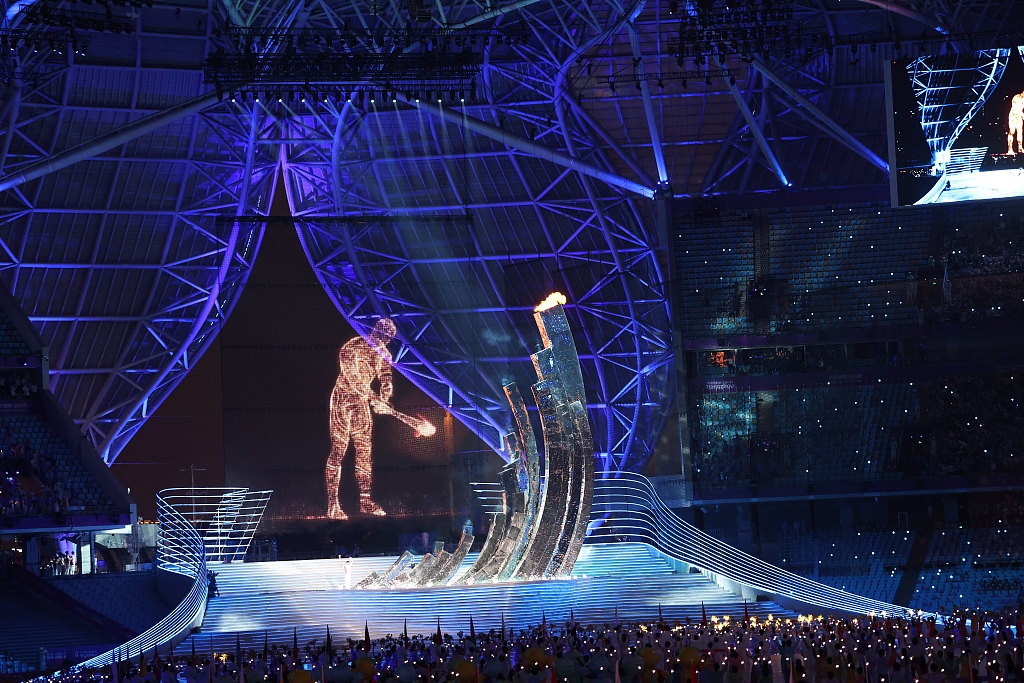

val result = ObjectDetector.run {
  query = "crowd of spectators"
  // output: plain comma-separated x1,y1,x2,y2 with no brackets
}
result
941,216,1024,322
920,374,1024,478
942,218,1024,278
40,551,78,576
49,611,1024,683
0,371,40,399
0,473,76,520
0,431,80,523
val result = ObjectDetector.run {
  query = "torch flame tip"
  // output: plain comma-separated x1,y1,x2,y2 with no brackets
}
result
535,292,567,312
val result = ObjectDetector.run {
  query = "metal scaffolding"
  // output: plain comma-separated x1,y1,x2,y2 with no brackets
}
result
0,0,1018,470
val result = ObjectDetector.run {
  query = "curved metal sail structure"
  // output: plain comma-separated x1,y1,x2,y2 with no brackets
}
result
0,57,278,462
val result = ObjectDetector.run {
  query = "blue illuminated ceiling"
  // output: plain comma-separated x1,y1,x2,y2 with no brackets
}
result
0,0,1020,467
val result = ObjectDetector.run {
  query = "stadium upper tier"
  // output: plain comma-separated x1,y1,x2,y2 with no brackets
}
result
678,198,1024,494
0,283,133,535
675,198,1024,339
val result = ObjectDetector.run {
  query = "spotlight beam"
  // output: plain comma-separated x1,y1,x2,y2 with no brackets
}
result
403,95,656,199
726,75,791,188
750,56,889,173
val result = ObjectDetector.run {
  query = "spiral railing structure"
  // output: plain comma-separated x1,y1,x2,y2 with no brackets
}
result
591,472,933,619
75,490,209,670
158,488,272,563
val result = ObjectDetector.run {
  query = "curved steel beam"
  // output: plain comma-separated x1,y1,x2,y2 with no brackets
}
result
558,86,659,189
625,19,668,185
0,91,220,193
95,103,262,461
446,0,544,29
751,57,889,173
856,0,952,35
726,77,791,187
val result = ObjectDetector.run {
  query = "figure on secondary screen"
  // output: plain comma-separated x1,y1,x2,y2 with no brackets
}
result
325,317,435,520
1008,91,1024,156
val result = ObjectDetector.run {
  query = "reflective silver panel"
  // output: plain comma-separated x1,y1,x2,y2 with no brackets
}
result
415,550,452,586
455,512,505,584
437,532,475,585
549,400,595,576
513,380,572,579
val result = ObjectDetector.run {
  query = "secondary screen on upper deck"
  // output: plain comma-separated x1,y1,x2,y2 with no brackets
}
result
890,47,1024,206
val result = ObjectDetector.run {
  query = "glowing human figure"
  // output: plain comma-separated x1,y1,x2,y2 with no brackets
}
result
342,558,352,589
1009,92,1024,156
325,318,435,520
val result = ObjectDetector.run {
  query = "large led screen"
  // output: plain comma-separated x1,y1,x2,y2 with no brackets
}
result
220,225,505,537
889,47,1024,206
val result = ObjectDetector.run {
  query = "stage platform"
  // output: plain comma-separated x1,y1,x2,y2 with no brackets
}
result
184,543,790,649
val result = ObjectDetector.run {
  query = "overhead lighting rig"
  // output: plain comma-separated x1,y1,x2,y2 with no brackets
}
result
204,22,526,104
21,3,136,34
0,27,93,83
217,21,528,52
596,67,737,91
205,51,480,102
668,0,1024,61
671,0,799,62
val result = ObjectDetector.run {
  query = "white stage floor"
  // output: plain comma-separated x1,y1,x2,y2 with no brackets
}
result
183,543,788,649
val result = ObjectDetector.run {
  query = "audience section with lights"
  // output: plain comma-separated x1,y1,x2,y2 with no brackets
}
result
674,196,1024,614
4,0,1024,676
0,282,136,674
0,281,133,539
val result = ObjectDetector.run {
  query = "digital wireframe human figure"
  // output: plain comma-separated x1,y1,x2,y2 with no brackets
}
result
1009,91,1024,156
325,317,435,520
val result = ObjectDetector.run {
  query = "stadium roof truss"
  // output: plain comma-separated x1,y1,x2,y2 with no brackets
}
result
0,0,1020,468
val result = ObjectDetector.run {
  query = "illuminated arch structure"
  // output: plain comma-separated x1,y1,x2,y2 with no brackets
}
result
0,0,1020,470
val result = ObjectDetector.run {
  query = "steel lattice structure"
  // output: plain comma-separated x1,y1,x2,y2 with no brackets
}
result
907,49,1009,167
0,0,1020,468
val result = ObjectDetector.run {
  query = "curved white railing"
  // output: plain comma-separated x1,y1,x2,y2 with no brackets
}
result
591,472,935,619
158,488,271,563
76,490,208,670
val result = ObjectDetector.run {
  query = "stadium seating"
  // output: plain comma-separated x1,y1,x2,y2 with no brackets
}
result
46,571,173,635
0,415,115,513
0,306,32,359
693,383,919,488
911,527,1024,613
0,575,114,668
779,530,916,604
769,206,932,332
675,213,755,337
